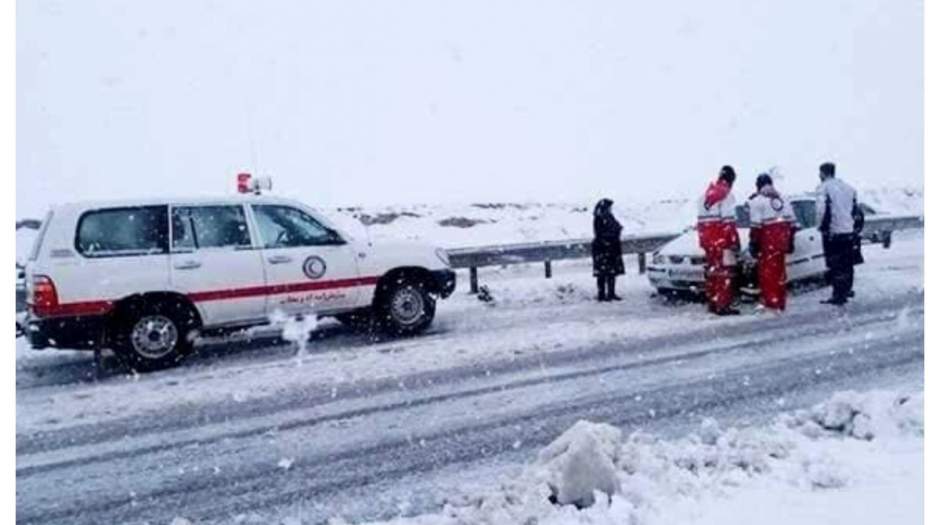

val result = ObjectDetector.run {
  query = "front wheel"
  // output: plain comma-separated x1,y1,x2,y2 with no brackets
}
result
376,281,436,336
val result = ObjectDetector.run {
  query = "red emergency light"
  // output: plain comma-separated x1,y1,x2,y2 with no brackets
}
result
237,173,252,194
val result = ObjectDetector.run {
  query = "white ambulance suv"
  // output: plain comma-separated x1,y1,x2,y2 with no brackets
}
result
23,195,456,371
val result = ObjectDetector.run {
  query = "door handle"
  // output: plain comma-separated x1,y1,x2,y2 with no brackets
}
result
267,255,293,264
174,260,202,270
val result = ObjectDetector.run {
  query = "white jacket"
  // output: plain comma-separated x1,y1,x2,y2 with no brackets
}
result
815,177,857,235
697,187,737,224
749,189,795,227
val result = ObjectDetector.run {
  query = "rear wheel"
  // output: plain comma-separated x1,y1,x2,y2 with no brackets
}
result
376,280,436,336
110,300,196,372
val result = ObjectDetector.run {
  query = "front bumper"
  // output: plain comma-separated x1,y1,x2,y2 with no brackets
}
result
647,265,705,292
648,262,760,296
24,313,105,350
430,269,457,299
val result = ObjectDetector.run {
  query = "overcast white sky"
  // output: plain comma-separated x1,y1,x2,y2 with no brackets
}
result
17,0,922,218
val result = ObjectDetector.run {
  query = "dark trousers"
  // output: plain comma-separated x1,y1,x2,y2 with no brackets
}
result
596,275,618,300
824,233,856,302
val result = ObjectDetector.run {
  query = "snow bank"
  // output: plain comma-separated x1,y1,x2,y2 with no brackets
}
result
354,389,922,525
320,186,922,249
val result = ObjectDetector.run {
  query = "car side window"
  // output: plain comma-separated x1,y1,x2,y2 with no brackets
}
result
171,205,251,251
251,205,342,248
76,206,169,257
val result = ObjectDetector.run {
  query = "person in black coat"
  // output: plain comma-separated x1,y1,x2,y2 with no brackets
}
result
592,198,625,301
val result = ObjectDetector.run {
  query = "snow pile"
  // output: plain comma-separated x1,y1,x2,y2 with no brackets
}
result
781,389,923,442
356,389,922,525
535,421,622,508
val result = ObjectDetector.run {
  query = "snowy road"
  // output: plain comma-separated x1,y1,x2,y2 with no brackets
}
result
14,233,924,525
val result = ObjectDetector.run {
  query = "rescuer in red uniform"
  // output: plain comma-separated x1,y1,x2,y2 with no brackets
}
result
747,174,797,311
697,166,741,316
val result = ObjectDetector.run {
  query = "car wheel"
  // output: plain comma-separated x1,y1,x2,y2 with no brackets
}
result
377,280,436,336
111,301,195,372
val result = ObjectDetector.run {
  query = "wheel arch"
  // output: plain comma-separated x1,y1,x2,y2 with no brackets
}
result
371,266,436,307
108,291,203,331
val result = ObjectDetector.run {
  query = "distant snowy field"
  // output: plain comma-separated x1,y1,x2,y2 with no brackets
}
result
14,186,923,265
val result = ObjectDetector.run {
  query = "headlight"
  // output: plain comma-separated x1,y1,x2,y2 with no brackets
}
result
435,248,451,267
652,253,665,265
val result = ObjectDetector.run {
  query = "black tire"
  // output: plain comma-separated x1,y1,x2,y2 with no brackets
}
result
375,279,436,336
110,300,197,372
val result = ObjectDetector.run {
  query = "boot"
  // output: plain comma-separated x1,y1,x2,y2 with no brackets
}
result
596,277,609,302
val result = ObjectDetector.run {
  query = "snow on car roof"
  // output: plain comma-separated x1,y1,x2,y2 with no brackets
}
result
46,194,307,212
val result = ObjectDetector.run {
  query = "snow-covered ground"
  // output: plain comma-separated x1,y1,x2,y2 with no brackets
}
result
14,228,923,525
356,389,923,525
14,229,923,436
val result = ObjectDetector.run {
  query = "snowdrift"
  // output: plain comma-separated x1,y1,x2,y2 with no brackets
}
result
350,389,923,525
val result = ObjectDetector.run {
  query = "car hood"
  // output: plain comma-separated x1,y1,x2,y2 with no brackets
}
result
655,227,750,257
358,238,437,254
351,238,448,272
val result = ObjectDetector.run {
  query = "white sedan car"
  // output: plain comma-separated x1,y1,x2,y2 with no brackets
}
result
647,197,878,296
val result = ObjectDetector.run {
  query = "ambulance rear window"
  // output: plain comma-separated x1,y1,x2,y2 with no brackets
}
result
76,206,169,257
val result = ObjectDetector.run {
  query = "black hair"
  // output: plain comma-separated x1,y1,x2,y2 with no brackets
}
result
756,173,773,190
719,165,736,184
593,198,613,216
820,162,836,177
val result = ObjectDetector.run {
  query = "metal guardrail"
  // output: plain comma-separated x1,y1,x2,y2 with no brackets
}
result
446,214,924,293
447,232,681,293
859,215,923,246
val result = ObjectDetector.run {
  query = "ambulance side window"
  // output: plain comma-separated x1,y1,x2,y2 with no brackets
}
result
76,206,169,257
171,206,251,251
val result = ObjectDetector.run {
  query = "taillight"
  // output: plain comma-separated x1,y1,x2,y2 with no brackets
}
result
29,275,59,317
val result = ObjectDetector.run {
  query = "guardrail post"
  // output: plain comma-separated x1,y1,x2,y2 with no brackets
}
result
544,260,552,279
637,253,647,274
469,267,479,293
